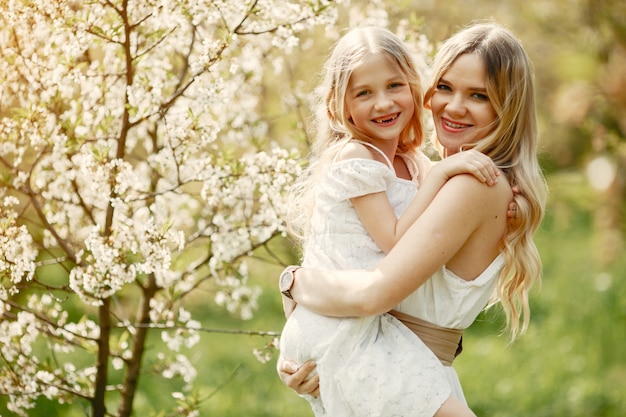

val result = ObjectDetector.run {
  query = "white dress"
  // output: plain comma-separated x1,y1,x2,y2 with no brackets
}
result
394,255,505,404
280,145,451,417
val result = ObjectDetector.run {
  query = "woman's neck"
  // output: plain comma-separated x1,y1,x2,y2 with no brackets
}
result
443,147,460,158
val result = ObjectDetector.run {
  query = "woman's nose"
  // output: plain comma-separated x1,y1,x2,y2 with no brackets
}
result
445,93,467,116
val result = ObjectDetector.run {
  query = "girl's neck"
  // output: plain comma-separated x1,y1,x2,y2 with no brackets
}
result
393,154,411,180
368,139,406,179
368,138,399,165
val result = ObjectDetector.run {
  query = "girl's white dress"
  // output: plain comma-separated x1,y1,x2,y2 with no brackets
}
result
280,146,452,417
394,254,504,404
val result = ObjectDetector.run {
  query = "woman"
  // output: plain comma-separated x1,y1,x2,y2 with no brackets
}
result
278,20,548,408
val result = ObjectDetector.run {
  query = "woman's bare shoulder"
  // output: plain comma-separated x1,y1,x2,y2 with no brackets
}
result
442,174,510,275
443,173,513,215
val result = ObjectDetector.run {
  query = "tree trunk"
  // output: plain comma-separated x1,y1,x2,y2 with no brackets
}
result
93,298,111,417
118,274,158,417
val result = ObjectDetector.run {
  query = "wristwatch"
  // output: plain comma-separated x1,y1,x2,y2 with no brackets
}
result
279,265,301,299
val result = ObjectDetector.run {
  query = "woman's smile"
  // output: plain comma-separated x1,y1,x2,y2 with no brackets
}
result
441,117,472,131
430,53,497,154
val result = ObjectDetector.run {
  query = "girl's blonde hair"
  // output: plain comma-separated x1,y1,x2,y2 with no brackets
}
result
288,27,425,245
424,21,548,340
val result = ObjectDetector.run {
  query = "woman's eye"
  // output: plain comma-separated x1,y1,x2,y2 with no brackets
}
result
436,83,451,91
472,92,489,101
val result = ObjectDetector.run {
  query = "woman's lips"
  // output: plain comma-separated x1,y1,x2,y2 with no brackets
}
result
442,117,471,131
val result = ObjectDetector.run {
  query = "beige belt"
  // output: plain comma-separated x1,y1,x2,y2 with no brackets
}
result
389,310,463,366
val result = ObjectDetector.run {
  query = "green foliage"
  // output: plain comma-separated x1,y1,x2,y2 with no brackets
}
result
457,174,626,416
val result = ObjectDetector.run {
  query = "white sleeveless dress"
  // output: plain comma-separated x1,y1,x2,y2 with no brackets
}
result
394,255,505,404
280,143,451,417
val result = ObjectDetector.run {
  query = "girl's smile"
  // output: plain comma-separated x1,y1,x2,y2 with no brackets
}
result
373,113,400,125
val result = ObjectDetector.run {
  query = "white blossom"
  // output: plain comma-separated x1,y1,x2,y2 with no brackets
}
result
0,0,408,415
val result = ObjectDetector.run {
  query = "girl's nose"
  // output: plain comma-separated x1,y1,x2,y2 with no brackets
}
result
374,93,393,110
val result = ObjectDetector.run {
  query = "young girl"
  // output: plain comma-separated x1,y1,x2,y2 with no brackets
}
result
279,26,499,417
280,21,547,414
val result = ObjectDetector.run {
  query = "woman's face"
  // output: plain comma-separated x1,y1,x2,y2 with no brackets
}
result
430,53,497,156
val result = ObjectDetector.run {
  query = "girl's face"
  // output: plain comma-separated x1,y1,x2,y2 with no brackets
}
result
345,55,414,148
430,53,497,156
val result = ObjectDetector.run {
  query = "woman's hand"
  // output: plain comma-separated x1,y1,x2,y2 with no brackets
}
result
276,355,320,397
507,185,521,221
282,296,297,318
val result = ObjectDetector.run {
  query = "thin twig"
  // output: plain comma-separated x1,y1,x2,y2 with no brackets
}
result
119,322,280,337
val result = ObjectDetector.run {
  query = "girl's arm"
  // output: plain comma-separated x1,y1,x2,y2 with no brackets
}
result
290,174,507,317
354,149,499,253
276,356,319,397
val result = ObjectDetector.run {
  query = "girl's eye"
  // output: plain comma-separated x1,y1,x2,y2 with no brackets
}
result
389,82,403,89
356,90,370,97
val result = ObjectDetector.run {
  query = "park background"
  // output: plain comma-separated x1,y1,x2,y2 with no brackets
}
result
0,0,624,416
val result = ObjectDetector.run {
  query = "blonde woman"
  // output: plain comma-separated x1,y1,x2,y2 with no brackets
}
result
279,21,547,412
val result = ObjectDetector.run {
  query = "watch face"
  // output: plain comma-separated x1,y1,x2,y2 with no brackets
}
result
280,269,293,291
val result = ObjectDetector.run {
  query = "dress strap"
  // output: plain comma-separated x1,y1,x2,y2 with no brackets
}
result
389,310,463,367
350,140,394,170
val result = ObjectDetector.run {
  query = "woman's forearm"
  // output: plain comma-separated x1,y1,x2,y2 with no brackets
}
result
291,204,453,317
290,267,389,316
291,222,446,317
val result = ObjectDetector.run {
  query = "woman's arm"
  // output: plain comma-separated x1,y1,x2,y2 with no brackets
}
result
354,150,499,253
290,174,508,317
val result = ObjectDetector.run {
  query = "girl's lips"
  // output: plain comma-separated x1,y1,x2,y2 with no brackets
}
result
373,113,400,125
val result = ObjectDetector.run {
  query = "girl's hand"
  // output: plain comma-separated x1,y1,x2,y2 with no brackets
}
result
276,356,320,397
438,149,499,185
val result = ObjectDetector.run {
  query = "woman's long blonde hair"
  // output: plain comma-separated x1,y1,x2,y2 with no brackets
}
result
287,27,425,246
424,21,548,340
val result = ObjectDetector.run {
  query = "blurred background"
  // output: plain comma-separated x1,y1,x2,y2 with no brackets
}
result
5,0,623,415
196,0,626,416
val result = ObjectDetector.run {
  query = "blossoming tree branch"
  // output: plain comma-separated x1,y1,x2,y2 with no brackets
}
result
0,1,350,416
